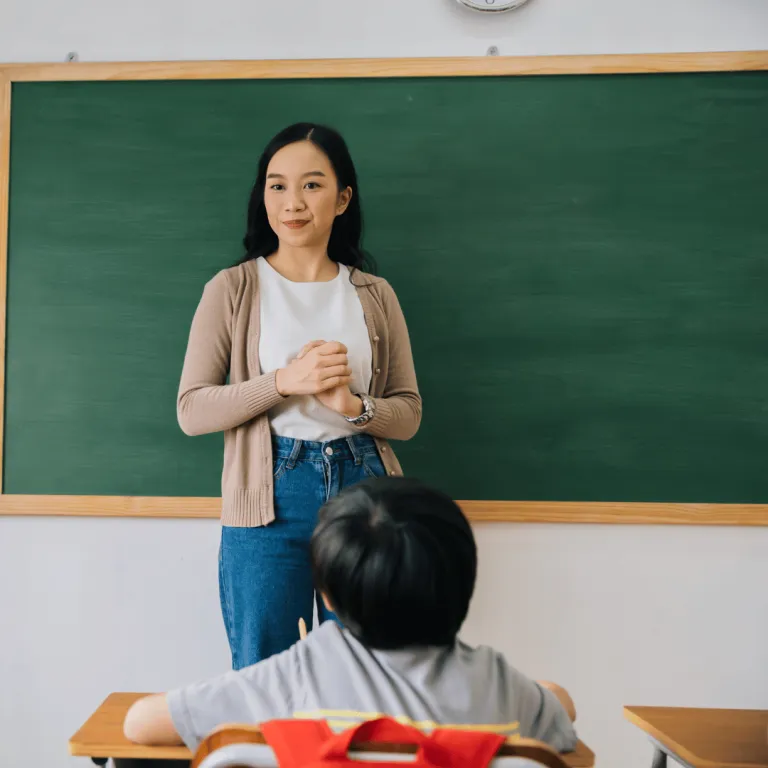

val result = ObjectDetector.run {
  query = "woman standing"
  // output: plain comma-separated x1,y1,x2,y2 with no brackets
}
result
177,123,421,670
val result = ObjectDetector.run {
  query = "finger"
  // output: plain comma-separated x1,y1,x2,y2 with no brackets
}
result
298,618,307,640
319,365,352,381
317,341,348,356
296,340,326,360
318,375,352,391
316,354,349,369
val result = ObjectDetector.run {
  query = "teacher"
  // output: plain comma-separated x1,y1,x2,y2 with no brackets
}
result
177,123,421,670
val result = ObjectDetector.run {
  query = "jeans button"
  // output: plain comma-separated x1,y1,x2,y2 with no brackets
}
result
324,446,333,456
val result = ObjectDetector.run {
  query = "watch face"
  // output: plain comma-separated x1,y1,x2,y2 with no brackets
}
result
456,0,532,11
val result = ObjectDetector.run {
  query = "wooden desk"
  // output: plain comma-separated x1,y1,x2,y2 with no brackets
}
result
624,706,768,768
71,693,595,767
70,694,191,766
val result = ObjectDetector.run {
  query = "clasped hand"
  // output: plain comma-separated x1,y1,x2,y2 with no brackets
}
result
274,341,362,419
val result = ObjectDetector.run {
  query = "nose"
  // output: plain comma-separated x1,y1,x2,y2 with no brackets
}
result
285,189,306,212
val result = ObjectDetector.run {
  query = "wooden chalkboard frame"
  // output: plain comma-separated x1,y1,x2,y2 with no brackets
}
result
1,51,768,525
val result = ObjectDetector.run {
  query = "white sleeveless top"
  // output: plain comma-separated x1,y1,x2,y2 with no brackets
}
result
257,258,372,441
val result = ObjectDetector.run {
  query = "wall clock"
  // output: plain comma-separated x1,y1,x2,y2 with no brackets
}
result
456,0,533,11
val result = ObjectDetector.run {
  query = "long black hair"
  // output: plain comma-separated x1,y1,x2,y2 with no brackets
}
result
238,123,375,274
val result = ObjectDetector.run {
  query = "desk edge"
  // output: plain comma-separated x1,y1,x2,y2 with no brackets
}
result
623,707,765,768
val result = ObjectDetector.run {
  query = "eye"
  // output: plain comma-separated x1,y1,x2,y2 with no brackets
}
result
269,184,285,192
305,182,321,190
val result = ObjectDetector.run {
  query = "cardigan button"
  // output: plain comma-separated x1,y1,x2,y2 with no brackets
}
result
375,368,381,374
373,335,380,342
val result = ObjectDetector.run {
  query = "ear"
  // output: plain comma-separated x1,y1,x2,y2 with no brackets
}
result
321,593,334,613
336,186,353,216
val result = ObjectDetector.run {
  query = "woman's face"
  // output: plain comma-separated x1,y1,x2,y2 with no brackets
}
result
264,140,352,250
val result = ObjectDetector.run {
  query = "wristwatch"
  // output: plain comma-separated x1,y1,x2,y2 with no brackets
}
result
345,393,376,426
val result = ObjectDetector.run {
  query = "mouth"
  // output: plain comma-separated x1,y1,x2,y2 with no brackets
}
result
283,220,310,230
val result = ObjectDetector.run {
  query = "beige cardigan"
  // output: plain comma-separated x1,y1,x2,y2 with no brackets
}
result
177,259,422,527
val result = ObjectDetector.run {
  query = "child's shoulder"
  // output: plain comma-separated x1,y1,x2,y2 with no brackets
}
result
455,637,508,665
297,621,351,654
453,638,536,685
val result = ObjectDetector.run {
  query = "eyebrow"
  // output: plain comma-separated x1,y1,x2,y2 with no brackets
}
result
266,170,327,179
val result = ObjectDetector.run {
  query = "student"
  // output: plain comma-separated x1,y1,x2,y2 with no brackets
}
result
124,478,577,753
176,122,421,670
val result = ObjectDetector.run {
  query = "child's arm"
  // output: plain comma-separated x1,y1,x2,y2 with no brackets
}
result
123,637,305,750
537,681,576,722
124,694,183,746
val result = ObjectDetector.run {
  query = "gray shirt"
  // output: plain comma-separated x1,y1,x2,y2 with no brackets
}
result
167,623,577,753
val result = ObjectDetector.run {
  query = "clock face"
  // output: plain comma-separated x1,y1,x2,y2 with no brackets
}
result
456,0,532,11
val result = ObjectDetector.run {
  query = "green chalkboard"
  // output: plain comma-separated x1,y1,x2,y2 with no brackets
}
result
6,73,768,502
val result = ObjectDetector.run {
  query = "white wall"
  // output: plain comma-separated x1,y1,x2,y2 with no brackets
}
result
3,0,768,62
2,2,768,767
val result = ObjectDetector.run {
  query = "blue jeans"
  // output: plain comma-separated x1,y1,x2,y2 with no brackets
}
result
219,433,386,670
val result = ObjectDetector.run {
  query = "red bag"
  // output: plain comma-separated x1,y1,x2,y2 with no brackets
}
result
260,717,505,768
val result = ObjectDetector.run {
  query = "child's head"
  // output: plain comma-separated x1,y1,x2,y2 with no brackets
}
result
310,477,477,650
